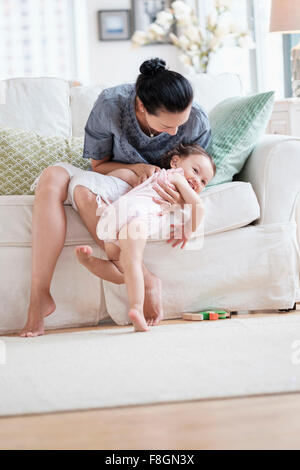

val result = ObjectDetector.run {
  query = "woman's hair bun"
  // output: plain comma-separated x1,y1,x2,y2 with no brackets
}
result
140,58,166,77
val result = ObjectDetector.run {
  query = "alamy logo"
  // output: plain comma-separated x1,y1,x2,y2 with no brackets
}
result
0,340,6,365
0,82,6,104
96,201,205,251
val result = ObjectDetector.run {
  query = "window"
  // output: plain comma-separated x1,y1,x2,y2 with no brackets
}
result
0,0,77,80
252,0,284,98
283,33,300,97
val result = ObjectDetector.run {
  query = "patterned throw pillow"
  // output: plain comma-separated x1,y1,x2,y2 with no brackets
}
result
0,127,89,195
207,91,275,187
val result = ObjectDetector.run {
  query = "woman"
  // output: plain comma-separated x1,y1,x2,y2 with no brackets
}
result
21,58,211,337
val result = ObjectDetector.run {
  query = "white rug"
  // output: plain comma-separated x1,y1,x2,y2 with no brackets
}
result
1,315,300,416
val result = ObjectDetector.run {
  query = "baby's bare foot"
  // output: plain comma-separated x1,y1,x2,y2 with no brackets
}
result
75,245,93,267
144,274,163,326
20,292,56,337
129,308,149,332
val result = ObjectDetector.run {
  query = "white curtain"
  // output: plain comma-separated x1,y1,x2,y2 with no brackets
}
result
252,0,284,98
0,0,76,80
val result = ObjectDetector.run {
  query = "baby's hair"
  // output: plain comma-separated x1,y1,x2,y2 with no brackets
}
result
160,142,216,176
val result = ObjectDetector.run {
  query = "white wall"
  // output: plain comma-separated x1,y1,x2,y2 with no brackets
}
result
81,0,184,86
81,0,283,97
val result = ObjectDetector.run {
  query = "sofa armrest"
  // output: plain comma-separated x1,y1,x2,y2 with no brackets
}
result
237,134,300,227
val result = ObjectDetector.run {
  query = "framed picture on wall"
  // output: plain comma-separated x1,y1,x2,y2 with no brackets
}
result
98,10,132,41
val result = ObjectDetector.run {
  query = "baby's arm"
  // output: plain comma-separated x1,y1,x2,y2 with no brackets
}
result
169,173,204,233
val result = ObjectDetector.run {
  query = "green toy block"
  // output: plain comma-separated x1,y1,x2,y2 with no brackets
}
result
197,309,229,320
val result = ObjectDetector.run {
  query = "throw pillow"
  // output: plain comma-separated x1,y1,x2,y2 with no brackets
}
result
206,91,275,187
0,127,88,195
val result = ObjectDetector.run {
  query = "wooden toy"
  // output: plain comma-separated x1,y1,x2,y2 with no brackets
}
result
218,313,227,319
199,309,230,319
209,312,219,320
182,313,204,321
182,309,231,321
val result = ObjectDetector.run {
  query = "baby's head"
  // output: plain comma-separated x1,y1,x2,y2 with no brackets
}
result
160,143,216,193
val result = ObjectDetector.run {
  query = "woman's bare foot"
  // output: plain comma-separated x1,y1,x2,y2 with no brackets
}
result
129,308,149,332
144,273,164,326
20,291,56,337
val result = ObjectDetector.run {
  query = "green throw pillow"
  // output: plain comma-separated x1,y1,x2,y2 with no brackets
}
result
207,91,275,187
0,127,89,195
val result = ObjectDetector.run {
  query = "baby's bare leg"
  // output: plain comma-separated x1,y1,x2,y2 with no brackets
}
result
105,242,163,327
74,186,163,325
119,220,148,332
75,245,123,284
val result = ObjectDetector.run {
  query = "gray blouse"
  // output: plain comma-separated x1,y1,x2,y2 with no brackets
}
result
83,83,211,166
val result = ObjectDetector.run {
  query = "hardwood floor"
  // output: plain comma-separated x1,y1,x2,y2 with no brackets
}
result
1,309,300,450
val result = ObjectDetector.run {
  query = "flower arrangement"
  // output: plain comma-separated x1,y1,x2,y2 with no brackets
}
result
132,0,255,73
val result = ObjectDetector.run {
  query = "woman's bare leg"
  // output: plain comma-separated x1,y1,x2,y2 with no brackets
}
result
20,167,70,337
74,186,163,325
118,220,148,332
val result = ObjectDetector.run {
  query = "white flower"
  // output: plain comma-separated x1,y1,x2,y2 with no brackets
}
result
171,1,192,15
198,27,204,41
169,32,180,46
155,10,174,29
174,12,192,27
230,21,243,35
179,53,193,67
191,54,200,69
148,23,165,40
215,0,231,9
185,25,201,43
238,34,255,49
214,23,230,38
131,0,253,74
209,36,222,50
190,44,200,53
178,34,190,49
207,12,217,28
131,30,149,46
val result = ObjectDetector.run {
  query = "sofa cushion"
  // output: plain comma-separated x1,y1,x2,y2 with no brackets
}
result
207,91,275,187
70,85,106,137
185,73,243,113
0,77,72,137
0,181,260,247
0,128,89,195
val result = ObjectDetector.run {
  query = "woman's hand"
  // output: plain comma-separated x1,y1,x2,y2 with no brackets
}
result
131,163,160,187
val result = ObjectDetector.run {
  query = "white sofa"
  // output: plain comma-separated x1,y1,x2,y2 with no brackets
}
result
0,75,300,334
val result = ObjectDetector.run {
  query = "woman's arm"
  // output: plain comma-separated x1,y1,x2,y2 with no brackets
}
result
91,156,134,175
91,158,160,181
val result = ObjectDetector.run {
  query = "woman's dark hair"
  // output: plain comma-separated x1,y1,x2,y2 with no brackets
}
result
135,58,193,115
160,143,216,176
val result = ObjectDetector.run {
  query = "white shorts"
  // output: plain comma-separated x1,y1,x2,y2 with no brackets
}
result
30,162,132,212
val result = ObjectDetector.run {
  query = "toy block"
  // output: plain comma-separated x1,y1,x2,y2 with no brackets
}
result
209,312,219,320
198,309,230,319
182,313,204,321
218,313,227,319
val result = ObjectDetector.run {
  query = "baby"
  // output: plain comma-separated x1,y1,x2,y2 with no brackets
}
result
75,143,216,332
